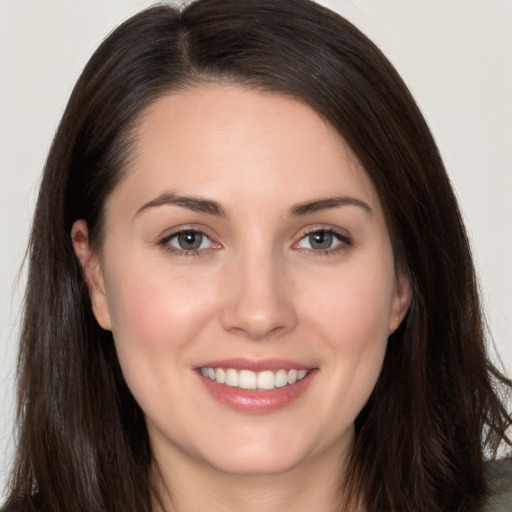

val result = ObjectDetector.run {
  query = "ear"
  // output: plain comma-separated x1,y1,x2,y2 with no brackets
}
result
389,267,412,334
71,220,112,331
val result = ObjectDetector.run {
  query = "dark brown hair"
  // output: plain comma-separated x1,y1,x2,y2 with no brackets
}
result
4,1,511,511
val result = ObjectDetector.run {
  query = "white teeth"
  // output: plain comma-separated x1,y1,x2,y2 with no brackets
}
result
200,367,310,391
225,368,239,387
274,369,288,388
215,368,226,384
257,371,275,390
238,370,257,390
287,369,298,384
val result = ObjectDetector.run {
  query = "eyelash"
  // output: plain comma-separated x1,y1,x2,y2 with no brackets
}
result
294,228,352,256
158,227,351,257
159,229,218,257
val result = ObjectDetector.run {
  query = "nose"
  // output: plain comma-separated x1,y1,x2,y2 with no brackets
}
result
220,250,298,341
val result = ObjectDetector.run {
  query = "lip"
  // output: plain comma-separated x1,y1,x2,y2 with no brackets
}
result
196,358,317,414
197,357,313,372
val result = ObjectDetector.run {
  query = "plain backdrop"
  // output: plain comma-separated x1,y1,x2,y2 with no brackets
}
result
1,0,511,498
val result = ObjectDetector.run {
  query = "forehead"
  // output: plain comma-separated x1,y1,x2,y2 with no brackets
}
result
109,84,382,218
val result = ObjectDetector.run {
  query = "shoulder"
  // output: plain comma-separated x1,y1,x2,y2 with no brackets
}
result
481,458,512,512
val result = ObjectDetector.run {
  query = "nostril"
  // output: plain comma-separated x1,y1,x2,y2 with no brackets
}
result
220,301,298,340
218,259,298,339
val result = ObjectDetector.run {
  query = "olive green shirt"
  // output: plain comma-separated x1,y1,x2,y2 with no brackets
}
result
482,458,512,511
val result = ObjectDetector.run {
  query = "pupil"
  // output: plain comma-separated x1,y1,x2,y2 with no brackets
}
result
178,232,202,250
310,231,332,250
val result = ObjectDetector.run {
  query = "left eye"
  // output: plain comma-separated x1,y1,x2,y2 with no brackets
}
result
296,230,346,251
166,230,215,251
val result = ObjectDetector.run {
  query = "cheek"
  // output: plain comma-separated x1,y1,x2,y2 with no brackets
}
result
103,260,216,359
304,259,395,347
101,259,222,421
300,261,393,424
299,252,394,405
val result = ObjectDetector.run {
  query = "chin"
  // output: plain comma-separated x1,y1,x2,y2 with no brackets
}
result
205,451,306,477
193,427,337,478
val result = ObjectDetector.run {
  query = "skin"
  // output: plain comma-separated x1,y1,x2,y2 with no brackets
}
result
72,84,411,512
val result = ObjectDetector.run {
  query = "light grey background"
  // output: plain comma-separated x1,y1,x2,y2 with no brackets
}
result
1,0,511,498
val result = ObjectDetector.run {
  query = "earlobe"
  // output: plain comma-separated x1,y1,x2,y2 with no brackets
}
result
71,220,112,331
389,268,412,334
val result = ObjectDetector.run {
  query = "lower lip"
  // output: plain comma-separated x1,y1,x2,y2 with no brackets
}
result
198,370,317,414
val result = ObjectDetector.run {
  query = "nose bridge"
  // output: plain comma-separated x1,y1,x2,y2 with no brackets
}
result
220,242,297,340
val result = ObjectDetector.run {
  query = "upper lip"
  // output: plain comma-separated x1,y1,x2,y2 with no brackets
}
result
196,358,314,372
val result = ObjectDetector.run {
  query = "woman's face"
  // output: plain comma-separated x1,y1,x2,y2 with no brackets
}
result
74,84,410,477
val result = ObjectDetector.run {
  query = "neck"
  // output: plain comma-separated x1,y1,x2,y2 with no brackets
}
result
152,443,356,512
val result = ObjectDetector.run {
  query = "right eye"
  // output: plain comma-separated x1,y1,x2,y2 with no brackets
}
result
161,230,217,254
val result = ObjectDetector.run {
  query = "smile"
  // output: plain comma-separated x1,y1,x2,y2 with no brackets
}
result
199,367,310,391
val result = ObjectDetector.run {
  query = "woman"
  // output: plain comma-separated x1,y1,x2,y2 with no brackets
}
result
3,0,511,510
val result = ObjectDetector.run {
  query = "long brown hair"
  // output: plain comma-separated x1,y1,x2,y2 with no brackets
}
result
5,1,511,511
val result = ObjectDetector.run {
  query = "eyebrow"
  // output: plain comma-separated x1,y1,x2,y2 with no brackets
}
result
289,196,373,217
135,192,372,219
135,192,227,217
